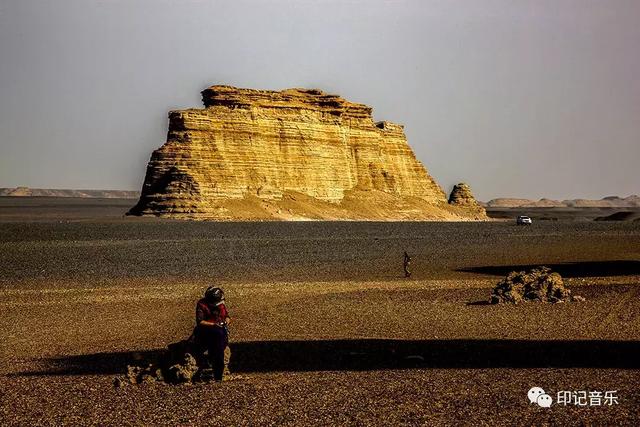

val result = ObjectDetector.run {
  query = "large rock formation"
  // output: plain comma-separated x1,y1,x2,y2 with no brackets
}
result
129,85,485,220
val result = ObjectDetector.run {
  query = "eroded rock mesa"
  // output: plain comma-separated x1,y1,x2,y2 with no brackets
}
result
129,85,485,220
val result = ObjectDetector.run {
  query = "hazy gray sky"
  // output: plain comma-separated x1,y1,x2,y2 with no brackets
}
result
1,0,638,201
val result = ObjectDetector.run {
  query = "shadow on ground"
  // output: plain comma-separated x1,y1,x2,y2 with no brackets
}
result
13,339,640,377
458,260,640,278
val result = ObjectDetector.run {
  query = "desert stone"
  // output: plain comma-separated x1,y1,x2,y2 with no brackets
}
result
490,267,584,304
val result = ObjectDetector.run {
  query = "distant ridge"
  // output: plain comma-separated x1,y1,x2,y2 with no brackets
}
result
484,195,640,208
0,187,139,199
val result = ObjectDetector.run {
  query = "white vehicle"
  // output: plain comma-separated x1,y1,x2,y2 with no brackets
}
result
517,215,532,225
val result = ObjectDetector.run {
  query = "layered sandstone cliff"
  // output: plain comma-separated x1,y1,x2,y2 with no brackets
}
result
129,85,484,220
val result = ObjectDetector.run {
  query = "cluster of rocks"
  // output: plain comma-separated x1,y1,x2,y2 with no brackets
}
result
490,267,585,304
113,353,205,387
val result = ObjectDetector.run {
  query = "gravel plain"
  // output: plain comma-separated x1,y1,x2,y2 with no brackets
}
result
1,198,640,425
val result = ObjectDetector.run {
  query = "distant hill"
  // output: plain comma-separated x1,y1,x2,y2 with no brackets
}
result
594,211,640,222
0,187,139,199
484,195,640,208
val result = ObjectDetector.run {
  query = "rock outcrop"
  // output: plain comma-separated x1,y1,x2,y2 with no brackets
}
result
489,267,584,304
448,183,486,218
448,183,481,207
129,85,485,220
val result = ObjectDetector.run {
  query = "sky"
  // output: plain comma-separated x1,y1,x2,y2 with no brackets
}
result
0,0,639,201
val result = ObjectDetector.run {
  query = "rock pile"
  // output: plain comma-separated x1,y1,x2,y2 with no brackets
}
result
114,353,201,386
114,338,237,386
489,267,585,304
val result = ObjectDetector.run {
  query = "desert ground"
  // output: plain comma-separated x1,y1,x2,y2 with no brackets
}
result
1,198,640,425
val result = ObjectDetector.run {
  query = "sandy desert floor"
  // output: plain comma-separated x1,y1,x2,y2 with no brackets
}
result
1,198,640,425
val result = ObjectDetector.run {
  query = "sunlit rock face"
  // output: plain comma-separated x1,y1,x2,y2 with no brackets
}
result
448,182,486,219
129,85,483,220
448,183,481,208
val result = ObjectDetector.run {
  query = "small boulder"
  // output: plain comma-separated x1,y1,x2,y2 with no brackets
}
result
490,267,583,304
167,353,199,384
114,340,234,386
